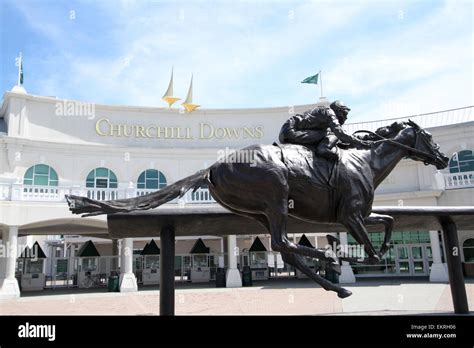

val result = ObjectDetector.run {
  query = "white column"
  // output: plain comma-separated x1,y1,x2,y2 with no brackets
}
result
118,239,122,269
429,230,448,282
218,238,224,268
338,232,356,284
119,238,138,292
226,235,242,287
0,226,21,299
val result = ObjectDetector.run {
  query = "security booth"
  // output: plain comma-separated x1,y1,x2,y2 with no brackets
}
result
76,240,101,288
295,234,320,278
189,238,211,283
249,236,269,280
142,239,160,285
19,242,47,291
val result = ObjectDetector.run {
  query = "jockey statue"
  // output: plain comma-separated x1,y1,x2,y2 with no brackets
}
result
279,100,371,160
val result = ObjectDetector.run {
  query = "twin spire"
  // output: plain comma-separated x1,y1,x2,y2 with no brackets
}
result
162,67,200,112
162,67,180,108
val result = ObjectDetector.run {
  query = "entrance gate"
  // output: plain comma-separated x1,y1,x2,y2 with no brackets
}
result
395,244,432,276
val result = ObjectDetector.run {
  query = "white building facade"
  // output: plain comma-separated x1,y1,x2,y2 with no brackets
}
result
0,90,473,298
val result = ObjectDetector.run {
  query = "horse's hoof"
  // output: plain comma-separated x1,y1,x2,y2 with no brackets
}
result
364,255,381,265
337,288,352,299
369,255,381,264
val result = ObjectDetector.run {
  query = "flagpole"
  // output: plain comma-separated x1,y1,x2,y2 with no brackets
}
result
319,69,323,98
17,52,22,86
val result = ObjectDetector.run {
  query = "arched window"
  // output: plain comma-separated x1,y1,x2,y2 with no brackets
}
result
449,150,474,173
137,170,167,189
463,239,474,263
24,164,58,186
86,168,118,189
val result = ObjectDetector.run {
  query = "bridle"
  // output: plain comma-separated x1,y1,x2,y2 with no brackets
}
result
353,128,438,163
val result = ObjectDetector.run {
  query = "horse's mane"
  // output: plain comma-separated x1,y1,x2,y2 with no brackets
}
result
360,121,407,141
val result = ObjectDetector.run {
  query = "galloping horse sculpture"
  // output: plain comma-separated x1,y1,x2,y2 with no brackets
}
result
66,120,448,298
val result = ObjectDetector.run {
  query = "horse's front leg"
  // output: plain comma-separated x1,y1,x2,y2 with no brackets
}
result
341,214,380,264
364,213,394,258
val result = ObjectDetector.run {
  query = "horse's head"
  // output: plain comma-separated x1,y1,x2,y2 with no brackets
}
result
402,120,449,170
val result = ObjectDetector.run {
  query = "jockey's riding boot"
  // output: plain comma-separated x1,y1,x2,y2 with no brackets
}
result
316,146,339,161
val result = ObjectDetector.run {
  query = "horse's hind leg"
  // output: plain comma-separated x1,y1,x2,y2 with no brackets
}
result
280,251,352,298
265,198,340,269
264,196,348,296
215,186,348,296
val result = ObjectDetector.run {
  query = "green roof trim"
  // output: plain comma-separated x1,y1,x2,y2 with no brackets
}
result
298,234,314,248
141,239,160,255
77,240,100,257
249,236,267,252
190,238,210,254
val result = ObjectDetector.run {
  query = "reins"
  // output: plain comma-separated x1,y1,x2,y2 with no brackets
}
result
353,129,438,161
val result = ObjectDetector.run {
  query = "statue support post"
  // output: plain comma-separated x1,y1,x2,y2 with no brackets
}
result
160,226,175,316
439,216,469,314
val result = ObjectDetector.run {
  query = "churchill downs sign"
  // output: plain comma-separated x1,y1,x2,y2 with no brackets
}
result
95,118,264,140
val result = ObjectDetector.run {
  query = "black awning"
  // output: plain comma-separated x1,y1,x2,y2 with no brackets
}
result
141,239,160,255
190,238,210,254
298,234,314,248
77,240,100,257
249,236,267,252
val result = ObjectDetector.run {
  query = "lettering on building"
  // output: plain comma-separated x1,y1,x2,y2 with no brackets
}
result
95,118,264,140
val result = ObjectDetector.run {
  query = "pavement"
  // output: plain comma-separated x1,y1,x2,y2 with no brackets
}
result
0,278,473,315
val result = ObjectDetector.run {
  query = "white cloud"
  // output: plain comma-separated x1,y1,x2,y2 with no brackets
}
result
9,0,473,119
12,0,372,107
322,0,473,120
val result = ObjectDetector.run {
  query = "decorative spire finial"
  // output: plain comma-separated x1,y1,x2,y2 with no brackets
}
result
162,67,180,107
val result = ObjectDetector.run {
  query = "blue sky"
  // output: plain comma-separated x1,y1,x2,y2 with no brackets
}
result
1,0,472,122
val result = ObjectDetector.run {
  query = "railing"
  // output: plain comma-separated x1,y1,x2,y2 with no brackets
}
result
344,105,473,134
136,189,154,197
0,182,216,204
86,188,119,201
2,171,472,203
185,188,214,203
17,185,66,201
444,171,474,190
136,188,213,203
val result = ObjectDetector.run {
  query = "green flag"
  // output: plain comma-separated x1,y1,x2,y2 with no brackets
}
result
301,73,319,84
20,60,24,85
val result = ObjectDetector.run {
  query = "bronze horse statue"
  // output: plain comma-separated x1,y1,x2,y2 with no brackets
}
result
66,120,448,298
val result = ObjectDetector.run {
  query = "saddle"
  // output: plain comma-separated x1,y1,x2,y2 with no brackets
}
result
273,143,339,188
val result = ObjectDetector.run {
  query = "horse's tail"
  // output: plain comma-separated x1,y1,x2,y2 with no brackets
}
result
66,168,210,217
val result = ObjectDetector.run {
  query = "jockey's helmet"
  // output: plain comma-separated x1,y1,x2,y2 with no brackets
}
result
330,100,351,113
